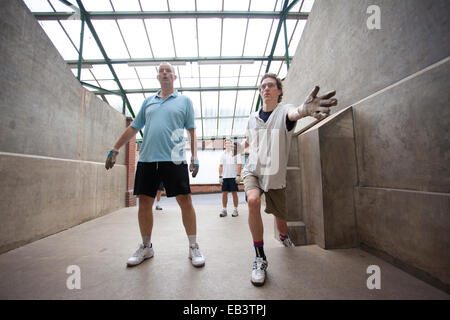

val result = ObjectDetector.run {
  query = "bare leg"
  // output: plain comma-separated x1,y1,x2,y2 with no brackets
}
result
222,192,228,208
246,189,263,242
232,191,238,208
275,216,289,235
176,194,197,235
138,194,154,237
156,190,161,202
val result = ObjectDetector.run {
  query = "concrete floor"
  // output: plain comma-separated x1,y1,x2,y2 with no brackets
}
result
0,192,448,300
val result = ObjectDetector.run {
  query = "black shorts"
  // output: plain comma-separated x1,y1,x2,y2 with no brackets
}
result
222,178,238,192
134,161,191,198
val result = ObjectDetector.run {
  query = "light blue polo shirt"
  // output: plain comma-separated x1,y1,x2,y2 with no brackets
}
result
130,90,195,162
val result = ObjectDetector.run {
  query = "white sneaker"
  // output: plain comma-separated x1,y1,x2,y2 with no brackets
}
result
232,208,239,217
281,236,295,247
251,257,268,286
127,244,154,267
219,209,227,217
189,243,205,267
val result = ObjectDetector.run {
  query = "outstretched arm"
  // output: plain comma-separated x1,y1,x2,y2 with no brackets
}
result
287,86,338,122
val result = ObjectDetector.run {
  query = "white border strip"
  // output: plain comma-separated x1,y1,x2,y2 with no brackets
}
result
0,151,126,167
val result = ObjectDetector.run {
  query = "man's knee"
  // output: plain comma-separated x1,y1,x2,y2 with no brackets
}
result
139,195,154,208
247,193,260,208
177,193,193,208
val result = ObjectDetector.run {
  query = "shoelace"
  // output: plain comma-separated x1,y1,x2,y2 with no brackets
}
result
253,260,267,271
133,245,146,257
191,246,202,258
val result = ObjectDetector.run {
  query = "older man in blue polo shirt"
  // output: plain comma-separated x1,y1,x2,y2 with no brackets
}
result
105,62,205,268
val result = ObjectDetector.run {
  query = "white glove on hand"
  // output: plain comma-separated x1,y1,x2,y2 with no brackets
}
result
190,158,199,178
296,86,337,120
235,175,241,184
219,176,223,185
105,149,119,170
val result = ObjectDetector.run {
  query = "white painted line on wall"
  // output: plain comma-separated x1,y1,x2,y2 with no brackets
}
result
0,151,126,167
351,56,450,107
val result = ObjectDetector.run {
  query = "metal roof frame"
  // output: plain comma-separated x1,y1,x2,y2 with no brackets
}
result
39,0,311,140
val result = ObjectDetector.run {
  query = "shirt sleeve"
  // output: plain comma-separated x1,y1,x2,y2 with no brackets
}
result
184,96,196,130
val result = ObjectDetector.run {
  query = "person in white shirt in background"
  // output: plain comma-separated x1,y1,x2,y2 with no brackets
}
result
218,138,242,217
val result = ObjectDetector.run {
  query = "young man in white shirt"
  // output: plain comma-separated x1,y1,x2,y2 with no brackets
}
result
242,73,337,286
218,139,242,217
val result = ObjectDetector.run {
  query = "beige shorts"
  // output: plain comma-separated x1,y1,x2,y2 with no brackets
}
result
243,175,287,220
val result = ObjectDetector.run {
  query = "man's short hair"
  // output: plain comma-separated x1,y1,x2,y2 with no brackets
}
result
158,62,175,74
260,73,283,103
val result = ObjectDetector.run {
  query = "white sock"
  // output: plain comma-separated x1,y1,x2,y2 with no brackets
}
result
142,235,151,247
188,235,197,247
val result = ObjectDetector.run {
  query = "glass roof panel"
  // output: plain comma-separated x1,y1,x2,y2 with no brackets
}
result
243,19,274,56
223,0,250,11
117,20,152,58
197,19,221,56
232,117,249,136
201,92,218,118
219,65,240,87
288,20,307,54
195,119,203,137
144,19,175,57
196,0,223,11
140,0,167,11
71,67,95,81
90,64,114,81
203,118,217,137
26,0,313,140
23,0,53,12
199,65,220,87
181,91,201,118
97,80,119,90
110,0,141,11
89,20,129,59
39,21,78,60
250,0,277,11
219,91,237,116
171,19,198,57
235,90,256,116
48,0,77,11
103,94,124,113
221,19,247,56
218,118,233,137
82,0,113,11
168,0,196,11
302,0,315,12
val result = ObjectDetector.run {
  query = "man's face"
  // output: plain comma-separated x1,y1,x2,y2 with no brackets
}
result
157,63,177,85
259,77,281,105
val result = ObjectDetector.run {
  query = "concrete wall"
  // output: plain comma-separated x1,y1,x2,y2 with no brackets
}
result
0,0,127,253
283,0,450,291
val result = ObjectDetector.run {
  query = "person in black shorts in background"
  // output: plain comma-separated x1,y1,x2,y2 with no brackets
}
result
155,182,164,211
218,138,242,217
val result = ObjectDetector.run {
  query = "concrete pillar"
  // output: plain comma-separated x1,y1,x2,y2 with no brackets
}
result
299,107,358,249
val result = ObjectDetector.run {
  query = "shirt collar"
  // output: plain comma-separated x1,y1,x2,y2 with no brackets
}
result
156,89,179,99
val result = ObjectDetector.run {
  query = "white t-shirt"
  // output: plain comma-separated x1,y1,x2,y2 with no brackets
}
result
220,150,242,178
242,103,295,192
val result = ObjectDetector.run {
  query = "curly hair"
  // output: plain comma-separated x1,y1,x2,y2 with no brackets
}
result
260,73,283,103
